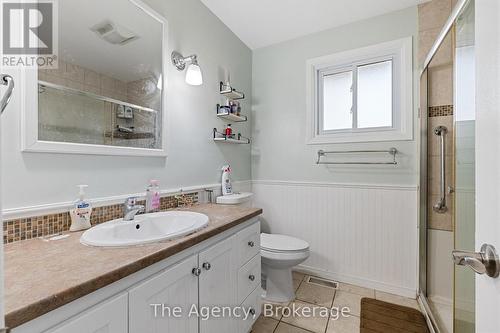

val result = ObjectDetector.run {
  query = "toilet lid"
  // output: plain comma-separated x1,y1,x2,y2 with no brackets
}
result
260,233,309,252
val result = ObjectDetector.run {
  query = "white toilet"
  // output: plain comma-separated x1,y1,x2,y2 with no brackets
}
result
260,233,310,303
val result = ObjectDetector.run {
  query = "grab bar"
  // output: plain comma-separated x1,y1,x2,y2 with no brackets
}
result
0,74,14,114
433,126,448,213
316,148,398,165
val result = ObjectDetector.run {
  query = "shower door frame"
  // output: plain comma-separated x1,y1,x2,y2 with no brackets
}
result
418,0,472,332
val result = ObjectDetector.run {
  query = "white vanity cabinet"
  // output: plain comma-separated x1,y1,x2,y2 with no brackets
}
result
44,293,128,333
16,219,261,333
129,255,199,333
199,236,237,333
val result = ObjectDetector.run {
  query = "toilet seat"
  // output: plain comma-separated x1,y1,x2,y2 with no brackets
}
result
260,233,309,253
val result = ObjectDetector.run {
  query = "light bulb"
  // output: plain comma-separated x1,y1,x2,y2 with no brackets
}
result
185,63,203,86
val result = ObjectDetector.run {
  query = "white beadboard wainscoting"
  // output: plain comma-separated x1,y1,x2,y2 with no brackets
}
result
252,180,419,298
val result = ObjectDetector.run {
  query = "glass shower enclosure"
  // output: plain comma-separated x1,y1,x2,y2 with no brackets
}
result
419,1,475,332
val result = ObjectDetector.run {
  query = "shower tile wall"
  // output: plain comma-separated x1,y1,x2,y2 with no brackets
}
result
419,0,455,232
38,61,160,148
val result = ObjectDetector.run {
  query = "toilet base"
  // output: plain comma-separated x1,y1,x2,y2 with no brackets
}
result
261,264,295,303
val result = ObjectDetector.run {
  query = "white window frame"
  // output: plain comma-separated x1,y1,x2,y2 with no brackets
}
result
306,37,413,144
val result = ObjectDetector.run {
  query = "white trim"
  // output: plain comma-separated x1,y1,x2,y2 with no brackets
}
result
306,37,414,144
296,264,417,298
252,179,418,191
20,0,169,157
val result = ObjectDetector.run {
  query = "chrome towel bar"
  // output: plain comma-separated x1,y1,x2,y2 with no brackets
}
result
0,74,14,114
316,148,398,165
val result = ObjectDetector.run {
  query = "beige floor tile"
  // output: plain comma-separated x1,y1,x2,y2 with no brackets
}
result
251,316,279,333
275,322,313,333
332,291,364,317
296,281,336,307
292,271,306,282
281,300,330,333
262,301,290,321
293,278,302,291
337,283,375,298
326,314,360,333
375,291,420,310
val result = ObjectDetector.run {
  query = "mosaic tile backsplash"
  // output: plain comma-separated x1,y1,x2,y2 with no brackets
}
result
429,105,453,117
3,192,198,245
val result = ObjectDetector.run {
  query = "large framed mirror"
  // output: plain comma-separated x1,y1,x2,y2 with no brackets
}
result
22,0,168,156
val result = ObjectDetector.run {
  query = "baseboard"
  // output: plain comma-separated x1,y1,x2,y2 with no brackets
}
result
296,264,417,298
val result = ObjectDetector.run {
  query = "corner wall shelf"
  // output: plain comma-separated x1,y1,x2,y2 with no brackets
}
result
216,111,247,122
220,81,245,100
213,128,250,144
213,137,249,144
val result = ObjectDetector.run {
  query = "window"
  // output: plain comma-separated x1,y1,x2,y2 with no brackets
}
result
306,37,413,144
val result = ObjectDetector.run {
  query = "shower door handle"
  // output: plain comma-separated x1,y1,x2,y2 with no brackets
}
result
433,126,448,213
452,244,500,278
0,74,14,115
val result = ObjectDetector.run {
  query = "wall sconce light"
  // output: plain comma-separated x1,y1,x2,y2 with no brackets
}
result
171,51,203,86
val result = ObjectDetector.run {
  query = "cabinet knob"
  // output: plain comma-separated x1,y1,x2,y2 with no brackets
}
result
192,268,201,276
248,274,255,281
249,308,256,316
248,241,255,247
202,262,212,271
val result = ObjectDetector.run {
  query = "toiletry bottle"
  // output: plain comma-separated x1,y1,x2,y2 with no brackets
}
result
69,185,92,232
146,180,161,212
225,124,232,138
221,165,233,196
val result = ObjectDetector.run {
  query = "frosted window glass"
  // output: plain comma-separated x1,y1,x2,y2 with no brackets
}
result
322,71,353,131
357,60,392,128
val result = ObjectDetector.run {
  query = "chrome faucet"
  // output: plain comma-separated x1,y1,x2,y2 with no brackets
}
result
123,197,145,221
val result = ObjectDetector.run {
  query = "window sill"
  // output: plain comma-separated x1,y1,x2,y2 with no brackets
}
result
306,128,413,145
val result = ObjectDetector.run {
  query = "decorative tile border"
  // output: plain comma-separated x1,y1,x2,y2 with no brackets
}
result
3,193,199,245
429,105,453,117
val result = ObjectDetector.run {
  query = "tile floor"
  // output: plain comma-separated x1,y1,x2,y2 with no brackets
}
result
251,272,421,333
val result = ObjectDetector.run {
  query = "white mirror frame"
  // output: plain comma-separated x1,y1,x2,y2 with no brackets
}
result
21,0,168,157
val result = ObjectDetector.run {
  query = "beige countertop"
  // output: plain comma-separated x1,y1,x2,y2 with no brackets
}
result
4,204,262,328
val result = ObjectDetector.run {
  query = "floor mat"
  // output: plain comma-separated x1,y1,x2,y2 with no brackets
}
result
360,298,430,333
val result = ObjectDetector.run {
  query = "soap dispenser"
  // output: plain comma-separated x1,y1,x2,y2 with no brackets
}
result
69,185,93,232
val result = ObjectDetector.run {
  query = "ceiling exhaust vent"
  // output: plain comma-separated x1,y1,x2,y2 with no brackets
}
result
91,20,139,46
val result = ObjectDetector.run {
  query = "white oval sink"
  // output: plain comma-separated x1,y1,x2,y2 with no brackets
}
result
80,211,209,247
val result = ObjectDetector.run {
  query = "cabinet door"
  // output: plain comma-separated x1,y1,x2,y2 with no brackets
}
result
129,255,199,333
199,236,236,333
45,293,128,333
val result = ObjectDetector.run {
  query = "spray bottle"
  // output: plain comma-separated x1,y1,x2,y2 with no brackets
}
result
221,165,233,196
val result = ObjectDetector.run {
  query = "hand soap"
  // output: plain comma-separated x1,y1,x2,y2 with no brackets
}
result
69,185,92,232
146,180,161,213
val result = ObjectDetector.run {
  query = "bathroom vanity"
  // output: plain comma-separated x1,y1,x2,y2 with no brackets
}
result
5,205,262,333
